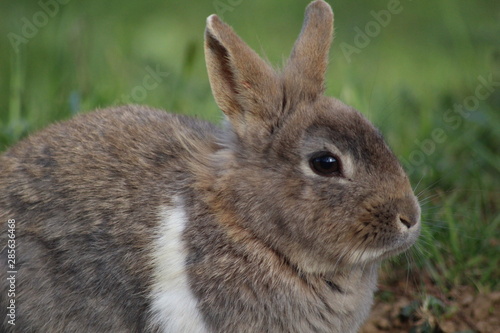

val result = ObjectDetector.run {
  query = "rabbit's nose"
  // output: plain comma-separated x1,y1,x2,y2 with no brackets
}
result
397,194,421,230
398,214,417,229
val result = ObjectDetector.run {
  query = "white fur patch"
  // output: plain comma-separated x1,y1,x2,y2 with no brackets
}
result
148,199,209,333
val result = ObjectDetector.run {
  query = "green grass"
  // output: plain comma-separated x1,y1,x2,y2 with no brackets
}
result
1,0,499,291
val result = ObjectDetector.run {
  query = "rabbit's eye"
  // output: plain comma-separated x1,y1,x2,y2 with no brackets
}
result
309,152,341,177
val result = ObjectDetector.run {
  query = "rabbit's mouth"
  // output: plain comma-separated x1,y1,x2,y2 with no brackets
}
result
349,225,421,264
377,239,419,261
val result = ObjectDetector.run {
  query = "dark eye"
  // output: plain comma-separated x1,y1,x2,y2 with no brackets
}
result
309,152,341,177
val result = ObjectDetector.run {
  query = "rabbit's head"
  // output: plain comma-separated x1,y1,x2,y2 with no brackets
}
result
204,0,420,274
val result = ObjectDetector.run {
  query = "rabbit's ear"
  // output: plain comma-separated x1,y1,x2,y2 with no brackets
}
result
285,0,333,99
205,15,281,139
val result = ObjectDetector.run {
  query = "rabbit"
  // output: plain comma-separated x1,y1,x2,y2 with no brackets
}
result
0,0,421,332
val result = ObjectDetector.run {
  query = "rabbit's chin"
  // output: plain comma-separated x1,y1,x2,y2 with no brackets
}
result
349,243,414,265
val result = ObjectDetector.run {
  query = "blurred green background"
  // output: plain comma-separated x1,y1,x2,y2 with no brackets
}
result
0,0,499,303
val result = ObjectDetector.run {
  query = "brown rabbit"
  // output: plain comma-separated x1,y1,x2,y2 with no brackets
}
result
0,1,420,332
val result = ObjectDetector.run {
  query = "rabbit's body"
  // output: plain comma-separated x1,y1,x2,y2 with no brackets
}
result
0,107,220,332
0,106,376,333
1,1,420,332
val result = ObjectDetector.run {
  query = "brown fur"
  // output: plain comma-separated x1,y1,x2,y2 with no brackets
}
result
0,107,221,332
0,1,420,332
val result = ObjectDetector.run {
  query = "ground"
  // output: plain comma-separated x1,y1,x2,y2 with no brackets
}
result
360,272,500,333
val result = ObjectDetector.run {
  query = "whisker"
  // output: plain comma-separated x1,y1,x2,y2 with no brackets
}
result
413,174,425,194
415,179,442,198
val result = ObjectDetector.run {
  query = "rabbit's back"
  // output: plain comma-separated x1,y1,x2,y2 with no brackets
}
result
0,105,220,332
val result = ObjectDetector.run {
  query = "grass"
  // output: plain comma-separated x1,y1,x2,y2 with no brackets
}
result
1,0,499,295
